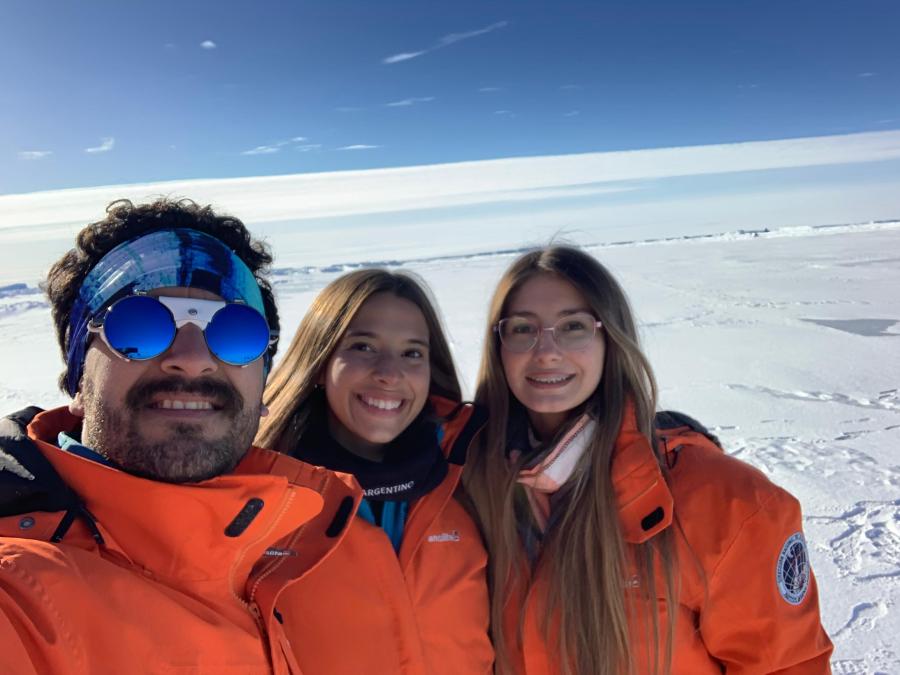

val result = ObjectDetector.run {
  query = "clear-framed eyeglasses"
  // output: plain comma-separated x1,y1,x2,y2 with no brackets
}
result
494,312,604,353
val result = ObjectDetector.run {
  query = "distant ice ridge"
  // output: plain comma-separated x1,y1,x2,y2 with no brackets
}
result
2,218,898,304
0,283,34,298
0,283,45,317
268,218,900,283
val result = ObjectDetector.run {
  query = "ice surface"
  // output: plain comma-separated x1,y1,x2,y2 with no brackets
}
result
0,216,898,671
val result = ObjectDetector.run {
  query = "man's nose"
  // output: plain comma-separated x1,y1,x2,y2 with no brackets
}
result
158,325,218,377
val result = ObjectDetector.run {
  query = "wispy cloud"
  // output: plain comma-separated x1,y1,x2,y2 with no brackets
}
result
563,110,580,117
242,145,280,155
494,110,514,117
383,52,425,65
84,137,115,154
335,106,363,113
201,40,217,50
478,86,502,93
738,83,760,89
338,144,381,151
295,144,322,152
438,21,508,47
858,72,876,78
386,96,435,108
18,150,52,160
242,137,312,155
382,20,508,65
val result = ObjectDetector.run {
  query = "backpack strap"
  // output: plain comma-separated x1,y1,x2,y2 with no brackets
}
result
654,410,722,449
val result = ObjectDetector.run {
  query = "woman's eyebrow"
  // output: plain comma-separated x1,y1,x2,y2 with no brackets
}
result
345,329,429,347
506,308,589,317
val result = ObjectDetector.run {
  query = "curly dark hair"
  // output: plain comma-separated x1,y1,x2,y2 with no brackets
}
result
45,197,280,393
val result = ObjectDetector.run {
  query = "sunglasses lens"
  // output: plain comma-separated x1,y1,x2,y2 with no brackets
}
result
205,304,270,365
103,295,176,360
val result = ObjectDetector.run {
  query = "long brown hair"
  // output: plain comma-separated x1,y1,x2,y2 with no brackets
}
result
462,246,677,675
256,269,461,453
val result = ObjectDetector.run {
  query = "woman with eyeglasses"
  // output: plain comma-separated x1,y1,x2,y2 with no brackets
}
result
462,246,832,675
255,269,493,675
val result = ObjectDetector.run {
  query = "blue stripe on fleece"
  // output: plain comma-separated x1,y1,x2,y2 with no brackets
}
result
357,499,408,553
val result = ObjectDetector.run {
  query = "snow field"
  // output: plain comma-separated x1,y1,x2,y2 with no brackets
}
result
1,220,898,671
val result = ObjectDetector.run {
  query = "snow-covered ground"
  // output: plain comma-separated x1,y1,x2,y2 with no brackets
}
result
1,212,898,672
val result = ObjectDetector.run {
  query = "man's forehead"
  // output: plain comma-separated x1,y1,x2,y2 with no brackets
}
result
148,287,226,302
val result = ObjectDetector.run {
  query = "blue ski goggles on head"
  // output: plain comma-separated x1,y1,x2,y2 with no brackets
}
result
88,294,274,366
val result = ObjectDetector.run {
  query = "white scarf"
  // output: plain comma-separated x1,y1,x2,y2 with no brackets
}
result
514,414,596,532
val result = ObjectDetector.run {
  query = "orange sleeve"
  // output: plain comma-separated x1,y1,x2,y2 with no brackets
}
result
698,488,834,674
0,590,44,675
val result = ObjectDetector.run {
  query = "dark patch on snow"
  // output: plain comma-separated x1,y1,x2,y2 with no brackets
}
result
802,318,900,337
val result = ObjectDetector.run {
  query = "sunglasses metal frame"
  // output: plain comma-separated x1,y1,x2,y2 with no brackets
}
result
87,294,277,367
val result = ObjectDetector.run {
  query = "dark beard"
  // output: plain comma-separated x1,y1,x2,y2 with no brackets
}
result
81,376,260,483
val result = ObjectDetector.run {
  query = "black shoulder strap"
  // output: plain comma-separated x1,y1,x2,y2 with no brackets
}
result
0,407,80,516
446,402,489,466
654,410,722,449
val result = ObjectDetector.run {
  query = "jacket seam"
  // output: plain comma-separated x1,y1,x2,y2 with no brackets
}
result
230,489,296,606
706,489,778,582
0,554,84,670
705,488,780,670
246,472,332,602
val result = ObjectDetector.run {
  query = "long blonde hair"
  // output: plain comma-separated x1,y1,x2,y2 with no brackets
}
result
463,246,676,675
256,269,461,453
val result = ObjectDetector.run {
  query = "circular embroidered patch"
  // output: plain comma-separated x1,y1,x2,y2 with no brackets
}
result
776,532,810,605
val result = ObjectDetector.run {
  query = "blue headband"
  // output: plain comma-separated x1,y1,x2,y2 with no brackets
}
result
65,228,269,396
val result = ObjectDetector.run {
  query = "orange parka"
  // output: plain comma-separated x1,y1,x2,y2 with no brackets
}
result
280,398,494,675
504,411,834,674
0,407,360,674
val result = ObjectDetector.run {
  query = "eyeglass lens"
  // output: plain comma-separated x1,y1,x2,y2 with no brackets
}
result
498,312,599,352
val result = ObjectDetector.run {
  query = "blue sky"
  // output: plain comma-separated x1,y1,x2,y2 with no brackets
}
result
2,0,898,195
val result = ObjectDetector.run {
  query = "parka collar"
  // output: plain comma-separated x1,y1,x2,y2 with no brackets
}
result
611,402,673,543
27,407,326,601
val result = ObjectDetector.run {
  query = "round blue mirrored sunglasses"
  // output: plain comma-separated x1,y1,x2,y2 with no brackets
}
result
87,294,275,366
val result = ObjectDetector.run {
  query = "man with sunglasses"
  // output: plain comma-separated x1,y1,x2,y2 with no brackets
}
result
0,199,358,673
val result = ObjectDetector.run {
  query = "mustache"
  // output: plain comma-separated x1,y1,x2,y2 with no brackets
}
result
126,376,244,412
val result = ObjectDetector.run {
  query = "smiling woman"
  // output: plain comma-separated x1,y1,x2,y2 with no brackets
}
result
255,269,493,675
463,245,833,675
322,292,432,461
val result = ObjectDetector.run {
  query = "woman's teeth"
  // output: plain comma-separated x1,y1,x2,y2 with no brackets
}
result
360,395,402,410
527,375,574,384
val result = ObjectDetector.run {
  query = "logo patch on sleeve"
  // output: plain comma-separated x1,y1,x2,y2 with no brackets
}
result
776,532,810,605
